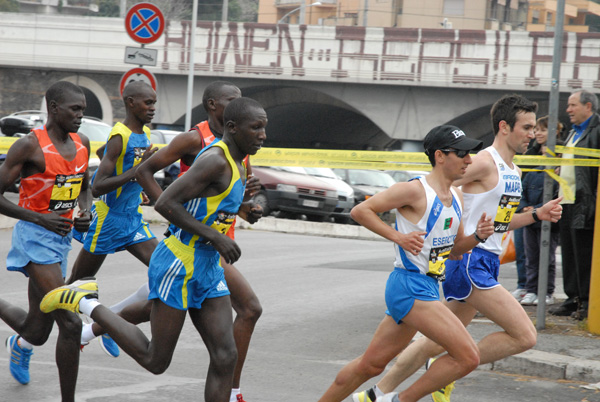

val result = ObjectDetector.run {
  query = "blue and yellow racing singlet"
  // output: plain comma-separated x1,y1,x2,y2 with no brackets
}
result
95,122,151,214
168,140,246,248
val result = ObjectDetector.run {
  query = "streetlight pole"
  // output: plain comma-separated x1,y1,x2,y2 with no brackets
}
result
222,0,229,23
278,1,321,24
537,0,565,330
185,0,198,130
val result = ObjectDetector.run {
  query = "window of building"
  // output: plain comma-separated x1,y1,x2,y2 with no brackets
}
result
443,0,464,16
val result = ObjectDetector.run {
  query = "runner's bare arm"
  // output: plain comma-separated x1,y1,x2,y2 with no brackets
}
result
91,134,156,197
453,150,496,191
136,130,202,202
508,196,563,230
351,180,427,256
74,134,93,232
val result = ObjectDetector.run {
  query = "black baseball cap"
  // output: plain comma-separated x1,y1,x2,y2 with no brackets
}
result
423,125,483,155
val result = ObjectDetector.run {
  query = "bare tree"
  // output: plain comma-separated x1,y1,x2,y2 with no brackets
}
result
125,0,192,20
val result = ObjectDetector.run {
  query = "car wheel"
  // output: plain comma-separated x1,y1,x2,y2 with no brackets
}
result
334,216,351,224
306,214,327,222
253,191,270,217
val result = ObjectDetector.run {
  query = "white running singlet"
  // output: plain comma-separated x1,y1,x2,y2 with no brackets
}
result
461,146,522,255
393,176,462,278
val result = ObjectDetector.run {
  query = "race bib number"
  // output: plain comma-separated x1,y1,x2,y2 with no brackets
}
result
428,245,452,278
49,173,84,211
494,194,521,233
211,211,237,235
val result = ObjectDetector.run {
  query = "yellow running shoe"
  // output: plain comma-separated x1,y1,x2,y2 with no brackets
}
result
352,387,377,402
426,358,455,402
40,278,98,314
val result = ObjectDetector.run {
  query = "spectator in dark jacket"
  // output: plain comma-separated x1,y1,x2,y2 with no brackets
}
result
519,116,562,306
550,90,600,320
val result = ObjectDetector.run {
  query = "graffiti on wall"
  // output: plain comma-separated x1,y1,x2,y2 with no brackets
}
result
161,22,600,89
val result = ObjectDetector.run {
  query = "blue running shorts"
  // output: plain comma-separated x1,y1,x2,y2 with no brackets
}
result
148,236,230,311
442,247,501,302
73,201,155,255
7,220,72,277
385,268,441,324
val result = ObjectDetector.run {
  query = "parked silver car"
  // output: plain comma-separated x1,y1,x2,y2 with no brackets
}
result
303,167,354,224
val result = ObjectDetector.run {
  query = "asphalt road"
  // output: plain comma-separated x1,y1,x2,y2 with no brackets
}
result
0,224,597,402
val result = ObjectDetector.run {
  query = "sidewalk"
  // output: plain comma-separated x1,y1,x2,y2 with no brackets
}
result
1,207,600,387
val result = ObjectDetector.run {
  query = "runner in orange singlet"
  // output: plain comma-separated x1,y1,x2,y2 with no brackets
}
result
0,81,93,401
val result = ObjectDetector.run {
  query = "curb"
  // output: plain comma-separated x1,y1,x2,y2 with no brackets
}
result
491,350,600,383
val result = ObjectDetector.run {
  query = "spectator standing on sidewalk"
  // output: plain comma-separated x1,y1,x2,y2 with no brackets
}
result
550,90,600,320
519,116,563,306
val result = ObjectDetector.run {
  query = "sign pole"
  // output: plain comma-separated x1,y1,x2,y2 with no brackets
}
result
222,0,229,22
536,0,565,330
185,0,198,131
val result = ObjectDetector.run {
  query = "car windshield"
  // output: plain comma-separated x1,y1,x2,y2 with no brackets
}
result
304,167,337,179
348,170,396,187
78,121,111,142
150,132,163,145
161,131,180,144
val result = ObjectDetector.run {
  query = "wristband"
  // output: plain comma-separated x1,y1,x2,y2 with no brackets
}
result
474,232,487,243
532,208,541,222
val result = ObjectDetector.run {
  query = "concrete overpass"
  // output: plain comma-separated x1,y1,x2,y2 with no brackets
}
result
2,13,600,149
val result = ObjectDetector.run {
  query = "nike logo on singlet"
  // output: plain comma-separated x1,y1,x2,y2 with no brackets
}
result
75,163,86,172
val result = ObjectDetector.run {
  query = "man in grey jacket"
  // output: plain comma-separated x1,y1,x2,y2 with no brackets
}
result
550,89,600,320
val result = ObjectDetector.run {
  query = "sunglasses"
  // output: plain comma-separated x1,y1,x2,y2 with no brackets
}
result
439,148,471,158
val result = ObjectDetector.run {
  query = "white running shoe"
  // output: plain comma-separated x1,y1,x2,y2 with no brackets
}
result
511,288,527,302
520,293,537,305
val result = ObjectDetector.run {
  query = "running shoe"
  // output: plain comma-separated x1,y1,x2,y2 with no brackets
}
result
99,334,120,358
425,358,455,402
6,335,33,385
511,288,527,302
352,387,377,402
378,393,400,402
520,293,538,306
40,278,98,314
235,394,246,402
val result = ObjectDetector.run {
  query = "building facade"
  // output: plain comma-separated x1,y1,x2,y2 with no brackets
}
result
258,0,600,32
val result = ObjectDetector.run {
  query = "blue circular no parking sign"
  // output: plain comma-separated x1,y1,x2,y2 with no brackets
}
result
125,3,165,44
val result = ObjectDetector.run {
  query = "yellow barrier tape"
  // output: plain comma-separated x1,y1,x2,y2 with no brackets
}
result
0,137,598,170
253,147,430,163
0,138,166,158
556,145,600,158
545,168,575,202
514,155,600,167
522,168,575,203
90,141,166,157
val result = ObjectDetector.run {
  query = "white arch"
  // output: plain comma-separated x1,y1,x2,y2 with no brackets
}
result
40,76,113,124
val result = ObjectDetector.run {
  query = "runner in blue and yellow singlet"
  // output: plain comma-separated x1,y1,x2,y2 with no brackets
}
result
68,81,158,358
41,97,268,402
136,81,262,402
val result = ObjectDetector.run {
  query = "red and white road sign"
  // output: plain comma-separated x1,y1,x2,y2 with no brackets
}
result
125,3,165,44
119,67,157,96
